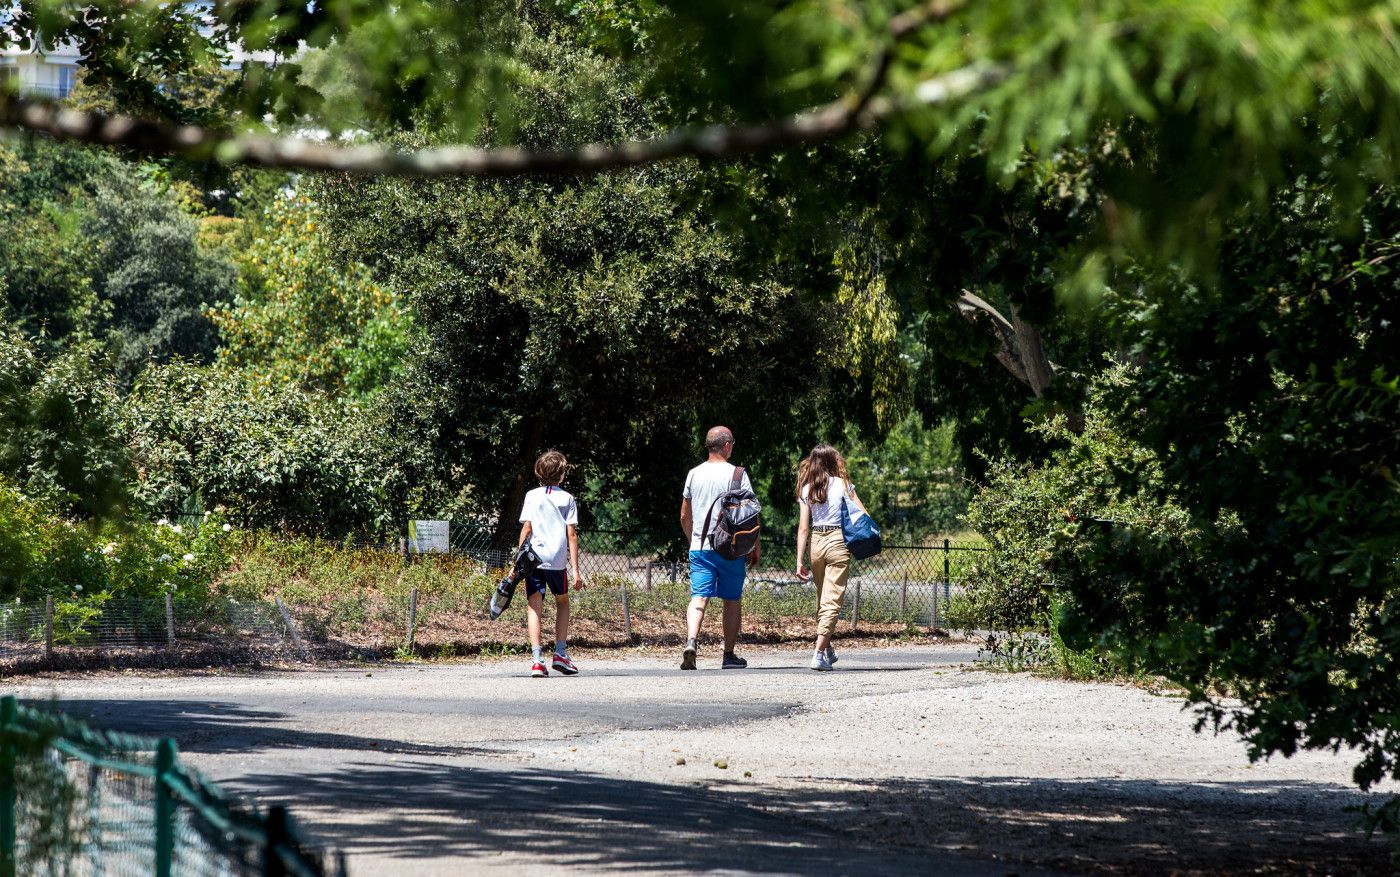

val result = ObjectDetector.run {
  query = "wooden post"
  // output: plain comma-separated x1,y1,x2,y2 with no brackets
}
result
43,595,53,662
399,536,409,567
621,581,632,640
406,587,419,653
900,573,908,616
164,593,176,645
646,562,654,592
274,597,307,659
850,580,861,631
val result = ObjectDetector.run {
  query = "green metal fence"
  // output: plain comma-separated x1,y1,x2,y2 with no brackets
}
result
0,695,343,877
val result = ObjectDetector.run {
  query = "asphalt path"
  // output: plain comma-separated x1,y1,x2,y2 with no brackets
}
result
14,644,1033,876
11,644,1388,875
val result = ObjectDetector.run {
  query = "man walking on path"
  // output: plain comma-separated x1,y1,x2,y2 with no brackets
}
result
679,425,759,670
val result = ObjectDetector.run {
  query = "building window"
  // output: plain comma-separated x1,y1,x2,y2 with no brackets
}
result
56,66,76,97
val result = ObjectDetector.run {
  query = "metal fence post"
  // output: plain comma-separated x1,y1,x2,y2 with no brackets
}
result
154,738,176,877
1,696,16,877
943,538,952,615
406,587,419,654
43,596,53,662
164,593,176,646
620,581,632,640
850,580,861,631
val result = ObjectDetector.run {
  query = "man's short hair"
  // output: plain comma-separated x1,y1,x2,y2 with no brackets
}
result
705,427,734,453
534,450,568,486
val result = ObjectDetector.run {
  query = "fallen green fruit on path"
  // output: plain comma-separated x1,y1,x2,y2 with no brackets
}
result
714,759,728,769
743,771,752,777
675,757,686,765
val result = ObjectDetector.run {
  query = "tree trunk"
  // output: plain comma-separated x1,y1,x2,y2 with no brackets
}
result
493,414,548,547
955,290,1054,397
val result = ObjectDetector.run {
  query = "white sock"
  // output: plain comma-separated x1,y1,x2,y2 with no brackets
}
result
532,645,543,662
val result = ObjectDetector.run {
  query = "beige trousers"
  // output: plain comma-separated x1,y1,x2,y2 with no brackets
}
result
811,528,851,638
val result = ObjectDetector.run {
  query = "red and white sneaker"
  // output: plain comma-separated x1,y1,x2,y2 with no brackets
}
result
530,661,549,678
551,653,579,675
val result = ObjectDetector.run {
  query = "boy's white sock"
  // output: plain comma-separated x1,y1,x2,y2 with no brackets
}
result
685,637,697,651
554,640,567,657
532,645,543,662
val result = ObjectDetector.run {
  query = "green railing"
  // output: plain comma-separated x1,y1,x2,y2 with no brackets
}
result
0,694,344,876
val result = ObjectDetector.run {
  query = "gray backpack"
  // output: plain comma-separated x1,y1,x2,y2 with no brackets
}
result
701,467,762,561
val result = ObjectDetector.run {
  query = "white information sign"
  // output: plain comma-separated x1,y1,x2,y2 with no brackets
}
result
409,520,450,554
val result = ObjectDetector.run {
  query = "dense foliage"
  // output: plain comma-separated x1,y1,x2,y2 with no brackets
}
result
122,363,398,536
0,329,129,519
308,20,852,536
212,195,413,400
3,0,1400,822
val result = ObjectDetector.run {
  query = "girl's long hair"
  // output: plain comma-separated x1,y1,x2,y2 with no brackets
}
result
795,444,849,506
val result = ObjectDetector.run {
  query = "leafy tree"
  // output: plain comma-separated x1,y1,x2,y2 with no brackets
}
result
122,363,400,536
82,174,236,385
965,174,1400,811
0,328,130,519
1058,177,1400,800
211,194,414,400
0,140,116,348
308,19,841,537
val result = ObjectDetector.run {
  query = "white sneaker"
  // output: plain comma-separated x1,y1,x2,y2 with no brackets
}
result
810,651,833,671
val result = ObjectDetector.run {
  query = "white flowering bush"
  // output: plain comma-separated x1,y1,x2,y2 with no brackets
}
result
0,477,233,616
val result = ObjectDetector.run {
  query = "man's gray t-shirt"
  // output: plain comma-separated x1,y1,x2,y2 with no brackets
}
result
683,461,753,551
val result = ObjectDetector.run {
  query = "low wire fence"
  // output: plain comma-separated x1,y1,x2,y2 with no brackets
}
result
441,526,986,628
3,526,987,669
0,694,342,876
0,596,305,670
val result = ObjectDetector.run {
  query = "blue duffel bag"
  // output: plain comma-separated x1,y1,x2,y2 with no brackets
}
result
840,494,882,560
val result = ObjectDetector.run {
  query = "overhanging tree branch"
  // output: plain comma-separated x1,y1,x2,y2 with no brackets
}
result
0,2,1006,177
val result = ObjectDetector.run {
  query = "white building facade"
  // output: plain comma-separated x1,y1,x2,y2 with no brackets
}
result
1,40,82,98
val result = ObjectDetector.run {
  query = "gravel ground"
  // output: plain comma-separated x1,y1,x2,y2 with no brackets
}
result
9,643,1395,875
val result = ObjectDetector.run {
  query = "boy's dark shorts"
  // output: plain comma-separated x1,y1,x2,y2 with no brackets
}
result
525,568,569,598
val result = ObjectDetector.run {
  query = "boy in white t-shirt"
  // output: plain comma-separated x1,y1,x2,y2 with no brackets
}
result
516,450,586,677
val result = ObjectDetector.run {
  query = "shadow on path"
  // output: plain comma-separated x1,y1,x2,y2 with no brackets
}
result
756,774,1392,875
21,698,490,757
226,759,1028,876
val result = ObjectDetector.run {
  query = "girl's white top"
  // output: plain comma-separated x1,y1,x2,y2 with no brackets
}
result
800,476,854,528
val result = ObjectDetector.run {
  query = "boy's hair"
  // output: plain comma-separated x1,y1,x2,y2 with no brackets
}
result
534,450,568,486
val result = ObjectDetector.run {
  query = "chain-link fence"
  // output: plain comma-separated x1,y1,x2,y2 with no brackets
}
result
0,695,343,877
439,526,985,628
4,526,986,671
0,596,302,672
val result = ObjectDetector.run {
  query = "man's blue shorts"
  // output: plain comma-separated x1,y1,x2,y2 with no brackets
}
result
525,568,569,598
689,550,746,601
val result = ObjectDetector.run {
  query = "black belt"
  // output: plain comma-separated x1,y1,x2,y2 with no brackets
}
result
813,525,841,534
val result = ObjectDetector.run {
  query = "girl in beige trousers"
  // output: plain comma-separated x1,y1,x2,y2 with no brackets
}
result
794,444,870,672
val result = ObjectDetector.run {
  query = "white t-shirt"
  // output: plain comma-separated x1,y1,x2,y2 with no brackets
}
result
800,476,856,528
683,461,753,552
519,485,578,570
